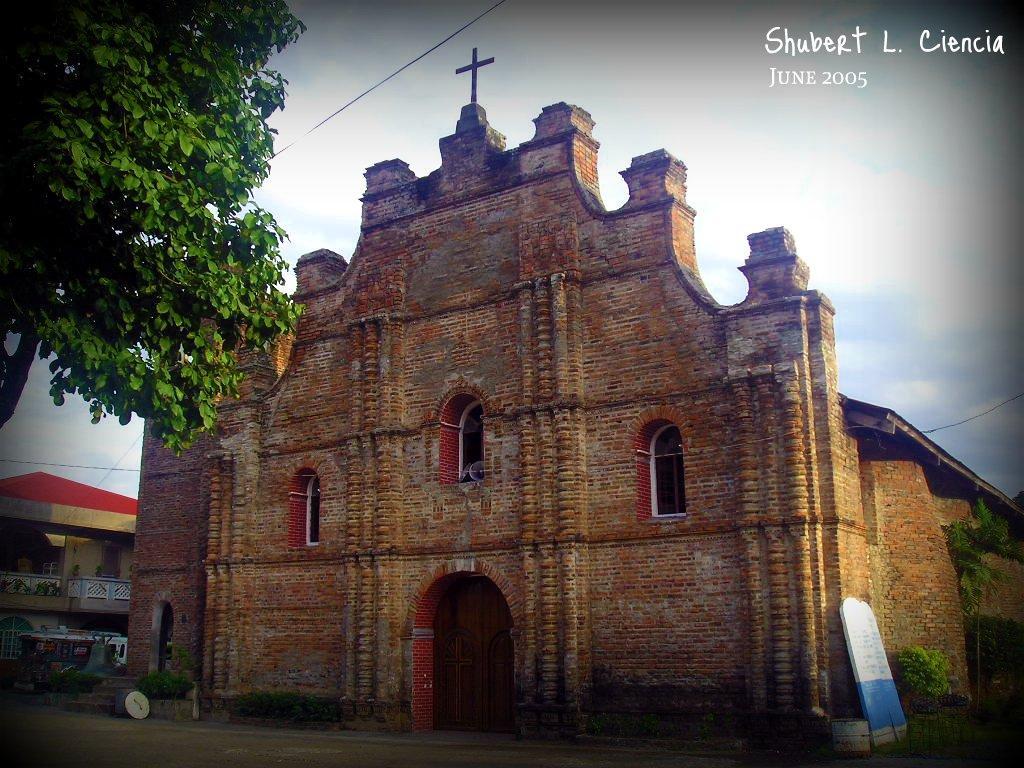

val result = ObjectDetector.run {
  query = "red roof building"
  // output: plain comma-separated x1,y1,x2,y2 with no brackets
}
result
0,472,137,516
1,473,137,662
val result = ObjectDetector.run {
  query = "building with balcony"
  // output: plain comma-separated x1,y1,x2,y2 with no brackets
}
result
0,472,136,675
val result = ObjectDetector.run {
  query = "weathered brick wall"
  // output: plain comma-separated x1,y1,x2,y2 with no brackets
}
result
985,558,1024,623
587,535,748,712
861,457,970,689
127,430,211,677
932,495,1024,624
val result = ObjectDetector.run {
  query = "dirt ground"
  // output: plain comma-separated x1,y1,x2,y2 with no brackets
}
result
1,697,997,768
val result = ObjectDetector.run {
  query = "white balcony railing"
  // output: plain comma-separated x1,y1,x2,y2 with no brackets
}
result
0,571,62,597
67,577,131,601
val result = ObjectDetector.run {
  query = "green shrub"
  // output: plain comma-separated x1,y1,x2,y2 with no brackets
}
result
585,712,660,737
136,670,193,700
33,580,60,596
170,645,197,674
966,616,1024,685
232,691,341,722
697,712,716,740
49,669,102,694
976,692,1024,725
897,646,951,699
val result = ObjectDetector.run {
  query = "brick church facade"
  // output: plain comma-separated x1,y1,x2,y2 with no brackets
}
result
128,101,1023,736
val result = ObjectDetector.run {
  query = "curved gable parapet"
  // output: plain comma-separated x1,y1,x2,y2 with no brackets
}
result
275,103,833,406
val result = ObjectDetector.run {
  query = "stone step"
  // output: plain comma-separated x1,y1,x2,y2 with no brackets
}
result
64,699,114,716
94,684,136,696
76,692,116,704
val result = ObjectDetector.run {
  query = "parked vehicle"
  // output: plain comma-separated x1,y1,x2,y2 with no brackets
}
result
15,627,127,690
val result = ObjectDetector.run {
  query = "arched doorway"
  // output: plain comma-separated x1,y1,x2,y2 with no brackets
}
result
155,603,173,671
414,573,514,732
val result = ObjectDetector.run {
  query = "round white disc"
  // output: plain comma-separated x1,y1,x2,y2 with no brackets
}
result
124,690,150,719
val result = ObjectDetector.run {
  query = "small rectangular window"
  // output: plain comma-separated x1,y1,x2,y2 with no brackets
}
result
101,545,120,577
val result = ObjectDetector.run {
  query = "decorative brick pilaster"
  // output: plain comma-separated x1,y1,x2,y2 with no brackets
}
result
538,546,560,703
766,526,796,709
517,283,536,404
534,279,554,403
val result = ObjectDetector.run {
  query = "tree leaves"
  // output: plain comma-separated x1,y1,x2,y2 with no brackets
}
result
2,0,305,453
945,499,1024,616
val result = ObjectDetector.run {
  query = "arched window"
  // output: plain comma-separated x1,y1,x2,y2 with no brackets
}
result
650,425,685,517
459,402,484,483
306,474,321,544
0,616,33,660
288,469,321,547
635,420,686,520
439,394,485,484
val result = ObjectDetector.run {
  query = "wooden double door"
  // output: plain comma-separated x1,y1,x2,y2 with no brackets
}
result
433,575,515,732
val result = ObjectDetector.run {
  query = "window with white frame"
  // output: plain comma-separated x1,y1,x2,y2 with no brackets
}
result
650,424,686,516
288,469,321,547
306,474,321,545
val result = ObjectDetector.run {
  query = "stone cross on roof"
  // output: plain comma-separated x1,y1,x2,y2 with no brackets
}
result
455,47,494,104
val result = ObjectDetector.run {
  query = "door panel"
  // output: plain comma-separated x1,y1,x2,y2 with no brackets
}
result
433,576,514,731
439,631,477,729
488,630,515,732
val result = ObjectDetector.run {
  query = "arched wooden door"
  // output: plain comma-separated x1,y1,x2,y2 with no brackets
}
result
433,575,514,732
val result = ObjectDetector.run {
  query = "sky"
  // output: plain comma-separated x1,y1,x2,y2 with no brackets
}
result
1,0,1021,499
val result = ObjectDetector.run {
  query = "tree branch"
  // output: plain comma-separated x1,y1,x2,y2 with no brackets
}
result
0,332,40,429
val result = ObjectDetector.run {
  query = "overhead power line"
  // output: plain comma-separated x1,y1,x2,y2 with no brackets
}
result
95,430,145,488
0,458,140,472
273,0,510,157
923,391,1024,434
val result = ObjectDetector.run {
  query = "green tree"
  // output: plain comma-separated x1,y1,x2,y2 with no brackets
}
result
1,1,304,451
945,499,1024,701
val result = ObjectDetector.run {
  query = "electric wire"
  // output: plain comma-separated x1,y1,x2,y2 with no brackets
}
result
922,391,1024,434
272,0,510,157
94,430,145,487
0,458,140,471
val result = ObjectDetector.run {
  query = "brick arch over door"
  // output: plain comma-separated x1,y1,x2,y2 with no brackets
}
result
407,560,522,731
631,405,689,521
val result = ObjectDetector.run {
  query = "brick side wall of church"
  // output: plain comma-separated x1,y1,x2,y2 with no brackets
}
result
860,453,1024,694
127,433,211,677
863,458,971,689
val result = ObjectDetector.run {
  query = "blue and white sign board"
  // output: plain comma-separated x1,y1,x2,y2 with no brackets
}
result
840,597,907,746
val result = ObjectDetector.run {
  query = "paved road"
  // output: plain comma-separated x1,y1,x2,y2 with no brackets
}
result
2,699,992,768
